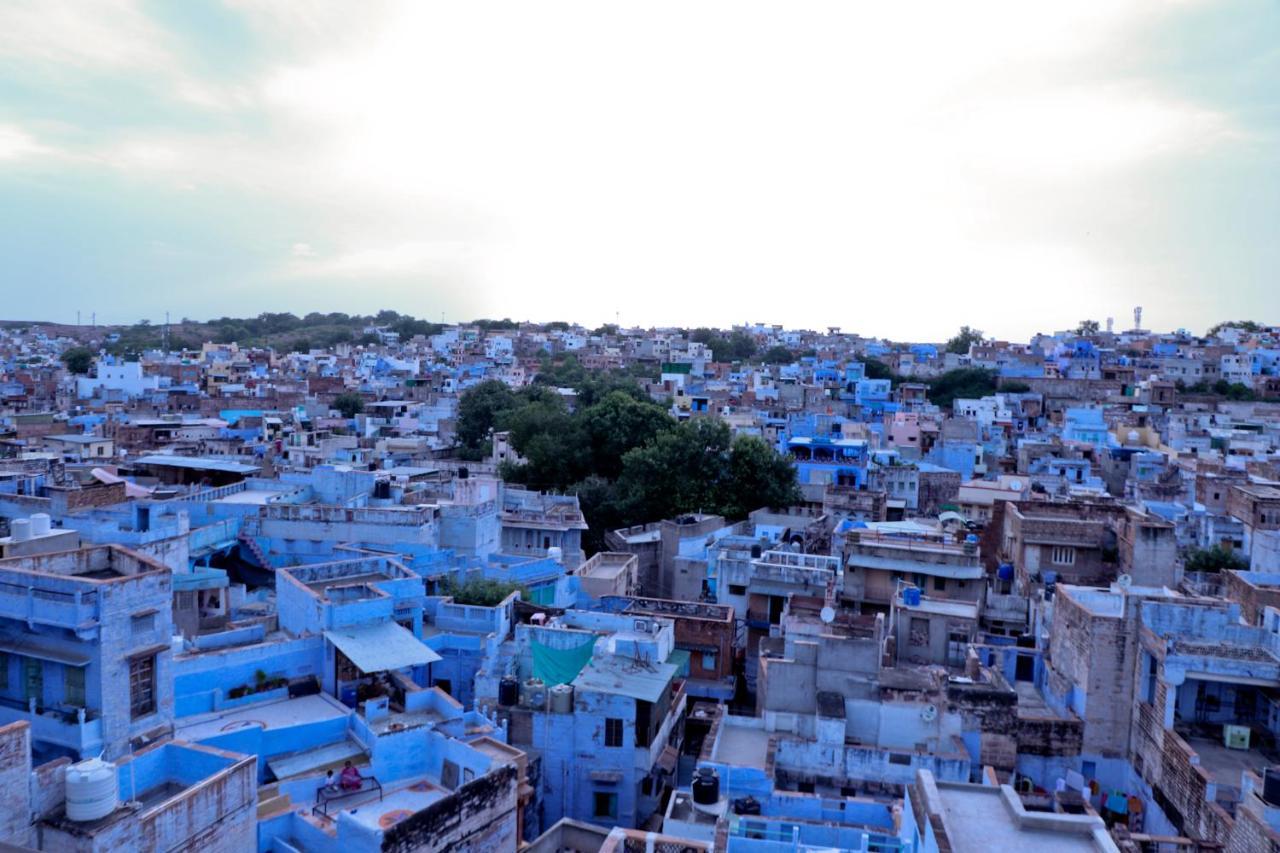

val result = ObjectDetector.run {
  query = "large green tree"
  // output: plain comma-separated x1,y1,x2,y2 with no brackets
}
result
580,391,672,480
455,380,518,454
332,392,365,419
945,325,984,354
615,420,799,524
61,346,94,374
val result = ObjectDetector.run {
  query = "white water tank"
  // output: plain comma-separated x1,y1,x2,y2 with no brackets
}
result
547,546,563,564
550,683,574,713
523,678,547,709
30,513,51,536
9,519,30,542
65,757,118,821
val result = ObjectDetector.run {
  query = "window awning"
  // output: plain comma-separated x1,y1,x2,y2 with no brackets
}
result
325,622,441,673
0,637,91,667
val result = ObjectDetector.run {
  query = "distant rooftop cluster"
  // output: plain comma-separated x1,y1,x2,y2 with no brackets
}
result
0,315,1278,851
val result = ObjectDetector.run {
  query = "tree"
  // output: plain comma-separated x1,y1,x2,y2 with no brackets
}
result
333,392,365,419
925,368,999,409
761,345,795,364
61,346,94,375
579,391,674,480
456,380,519,453
1184,546,1248,574
862,359,894,381
1207,320,1263,337
720,435,802,519
945,326,984,355
1075,320,1100,335
615,419,799,524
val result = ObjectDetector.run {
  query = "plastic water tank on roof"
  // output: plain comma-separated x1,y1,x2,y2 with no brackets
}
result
65,758,118,822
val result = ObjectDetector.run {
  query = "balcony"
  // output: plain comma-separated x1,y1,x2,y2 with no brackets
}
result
0,696,103,756
0,580,100,632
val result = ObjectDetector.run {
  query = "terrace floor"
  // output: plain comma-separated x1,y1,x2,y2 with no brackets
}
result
714,723,771,771
176,693,349,742
1183,733,1270,791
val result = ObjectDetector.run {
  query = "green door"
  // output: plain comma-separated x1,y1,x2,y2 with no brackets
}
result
23,658,43,706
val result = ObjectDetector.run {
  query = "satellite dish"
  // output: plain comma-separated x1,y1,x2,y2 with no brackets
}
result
921,704,938,723
1008,479,1022,491
1117,574,1133,589
820,607,835,624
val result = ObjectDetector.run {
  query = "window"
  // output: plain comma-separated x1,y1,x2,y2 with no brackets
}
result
0,653,7,690
909,617,930,647
131,612,155,637
129,655,156,719
64,666,85,707
933,576,947,592
605,717,624,747
728,584,746,596
702,651,717,672
1050,546,1076,566
1143,653,1158,705
594,791,618,819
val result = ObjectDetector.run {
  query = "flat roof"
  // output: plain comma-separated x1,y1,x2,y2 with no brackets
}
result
176,693,349,742
45,434,109,444
133,455,260,474
573,655,676,703
929,780,1117,853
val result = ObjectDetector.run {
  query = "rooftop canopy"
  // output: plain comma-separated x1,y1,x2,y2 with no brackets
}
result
324,621,441,673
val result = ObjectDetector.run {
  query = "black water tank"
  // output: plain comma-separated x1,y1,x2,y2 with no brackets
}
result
692,767,720,805
732,796,761,815
1265,767,1280,806
498,676,519,707
750,544,762,558
458,466,469,480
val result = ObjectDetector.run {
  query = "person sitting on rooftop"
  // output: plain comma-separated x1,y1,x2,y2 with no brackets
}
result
339,760,363,791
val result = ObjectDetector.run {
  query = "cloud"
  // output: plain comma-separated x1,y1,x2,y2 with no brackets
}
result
0,125,46,160
0,0,1273,336
288,240,477,278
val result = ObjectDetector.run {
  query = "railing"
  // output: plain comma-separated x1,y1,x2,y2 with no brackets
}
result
0,697,103,753
189,518,240,553
312,775,383,818
0,581,99,629
266,504,434,526
181,481,248,502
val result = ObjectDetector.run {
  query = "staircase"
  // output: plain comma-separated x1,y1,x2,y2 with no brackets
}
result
238,531,270,568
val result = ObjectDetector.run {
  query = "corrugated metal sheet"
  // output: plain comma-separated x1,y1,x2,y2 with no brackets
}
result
325,622,442,673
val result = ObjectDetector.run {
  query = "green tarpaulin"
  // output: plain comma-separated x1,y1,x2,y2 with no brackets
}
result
531,637,595,686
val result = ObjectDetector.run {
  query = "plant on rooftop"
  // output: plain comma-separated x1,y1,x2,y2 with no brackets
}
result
441,577,525,607
1184,545,1249,574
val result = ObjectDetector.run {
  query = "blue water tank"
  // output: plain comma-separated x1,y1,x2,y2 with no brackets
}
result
997,563,1014,581
903,587,922,607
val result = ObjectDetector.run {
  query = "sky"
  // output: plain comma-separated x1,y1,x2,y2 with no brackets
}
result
1,1,1277,341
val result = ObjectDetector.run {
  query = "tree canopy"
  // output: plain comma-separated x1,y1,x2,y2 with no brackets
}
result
456,375,801,552
1184,546,1248,574
61,346,94,375
332,392,365,419
944,326,984,355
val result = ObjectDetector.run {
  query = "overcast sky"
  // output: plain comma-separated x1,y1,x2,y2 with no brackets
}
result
1,1,1277,340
